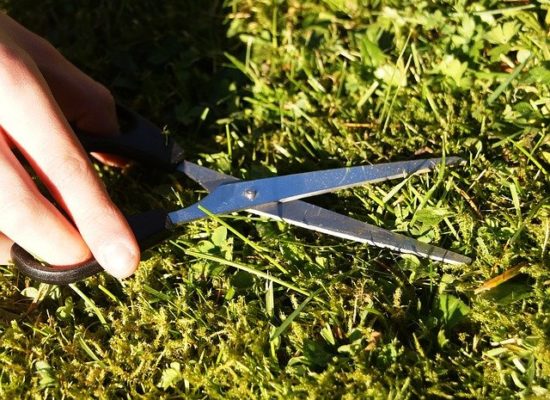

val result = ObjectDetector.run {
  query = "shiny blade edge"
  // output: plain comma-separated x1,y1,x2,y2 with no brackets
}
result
187,157,465,217
248,201,472,265
177,161,239,192
168,161,242,225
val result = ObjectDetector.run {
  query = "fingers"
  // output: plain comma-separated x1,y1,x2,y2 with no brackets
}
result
0,136,91,265
90,152,132,168
1,13,131,168
39,61,120,136
0,40,140,278
0,13,119,136
0,233,14,265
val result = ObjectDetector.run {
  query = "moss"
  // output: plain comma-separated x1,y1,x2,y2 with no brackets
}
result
0,0,548,397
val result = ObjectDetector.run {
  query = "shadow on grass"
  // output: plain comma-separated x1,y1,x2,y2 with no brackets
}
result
4,0,246,150
1,0,248,310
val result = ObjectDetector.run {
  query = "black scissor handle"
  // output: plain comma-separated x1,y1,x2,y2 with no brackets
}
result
75,104,185,170
11,105,183,284
12,210,172,285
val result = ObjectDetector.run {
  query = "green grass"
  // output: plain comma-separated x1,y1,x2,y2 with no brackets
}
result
1,0,549,398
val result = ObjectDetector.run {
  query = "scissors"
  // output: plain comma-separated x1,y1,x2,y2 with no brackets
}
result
11,106,472,284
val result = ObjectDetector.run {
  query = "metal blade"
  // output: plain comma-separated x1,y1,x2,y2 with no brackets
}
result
249,201,472,265
169,157,463,224
170,159,471,264
177,161,239,192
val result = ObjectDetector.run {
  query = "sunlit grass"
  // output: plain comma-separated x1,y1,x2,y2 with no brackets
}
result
0,0,548,398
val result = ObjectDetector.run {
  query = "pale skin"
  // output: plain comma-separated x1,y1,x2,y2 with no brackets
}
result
0,14,140,278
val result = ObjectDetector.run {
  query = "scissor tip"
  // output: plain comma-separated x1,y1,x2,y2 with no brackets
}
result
445,156,467,166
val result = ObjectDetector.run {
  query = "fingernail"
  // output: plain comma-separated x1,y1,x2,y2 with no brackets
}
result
98,241,137,279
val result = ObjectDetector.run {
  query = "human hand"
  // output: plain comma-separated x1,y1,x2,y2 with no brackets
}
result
0,14,140,279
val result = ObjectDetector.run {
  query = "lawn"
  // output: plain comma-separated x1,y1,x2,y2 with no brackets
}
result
0,0,549,398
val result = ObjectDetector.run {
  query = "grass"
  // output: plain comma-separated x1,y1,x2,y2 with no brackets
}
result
0,0,549,398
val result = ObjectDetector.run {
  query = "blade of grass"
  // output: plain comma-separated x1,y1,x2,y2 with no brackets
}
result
422,84,445,127
266,278,274,318
77,336,106,367
509,181,522,224
487,56,531,105
270,288,322,342
142,284,175,304
97,284,122,306
474,264,524,294
512,141,548,176
357,81,379,109
184,249,315,299
507,197,549,247
69,284,109,331
543,217,549,259
379,32,412,132
381,54,413,136
410,154,449,225
197,205,289,274
473,4,536,16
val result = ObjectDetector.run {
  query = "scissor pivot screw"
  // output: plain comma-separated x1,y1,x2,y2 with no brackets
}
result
244,189,257,200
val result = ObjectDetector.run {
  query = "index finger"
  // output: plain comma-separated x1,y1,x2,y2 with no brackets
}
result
0,42,140,278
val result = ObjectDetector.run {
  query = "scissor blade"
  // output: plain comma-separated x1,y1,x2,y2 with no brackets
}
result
169,157,463,224
249,201,472,265
178,161,239,192
172,161,471,264
231,157,463,204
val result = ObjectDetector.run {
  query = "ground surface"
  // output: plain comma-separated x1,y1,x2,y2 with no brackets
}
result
0,1,549,398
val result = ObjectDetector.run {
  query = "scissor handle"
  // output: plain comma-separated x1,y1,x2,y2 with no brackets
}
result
12,210,172,284
11,105,183,284
75,104,185,170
